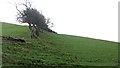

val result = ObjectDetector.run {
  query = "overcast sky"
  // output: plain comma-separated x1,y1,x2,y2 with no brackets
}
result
0,0,119,42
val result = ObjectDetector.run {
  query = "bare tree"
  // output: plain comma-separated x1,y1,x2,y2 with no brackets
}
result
16,0,45,38
16,0,56,38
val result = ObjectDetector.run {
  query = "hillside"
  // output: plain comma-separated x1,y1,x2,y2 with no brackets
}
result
1,22,118,67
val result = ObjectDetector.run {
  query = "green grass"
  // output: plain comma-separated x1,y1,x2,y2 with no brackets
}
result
0,22,2,68
1,22,118,67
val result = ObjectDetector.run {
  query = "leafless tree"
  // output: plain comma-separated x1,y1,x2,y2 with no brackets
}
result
16,0,56,38
16,0,45,38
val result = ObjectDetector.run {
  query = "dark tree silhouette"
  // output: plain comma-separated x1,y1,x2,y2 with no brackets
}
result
16,0,56,38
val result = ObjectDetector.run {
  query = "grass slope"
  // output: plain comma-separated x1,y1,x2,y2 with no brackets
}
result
2,22,118,66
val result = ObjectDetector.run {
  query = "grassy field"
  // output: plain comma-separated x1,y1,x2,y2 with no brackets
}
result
1,22,118,67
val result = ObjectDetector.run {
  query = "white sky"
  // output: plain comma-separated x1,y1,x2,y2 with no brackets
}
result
0,0,119,42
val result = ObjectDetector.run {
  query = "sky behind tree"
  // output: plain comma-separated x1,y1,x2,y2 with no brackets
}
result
0,0,119,42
